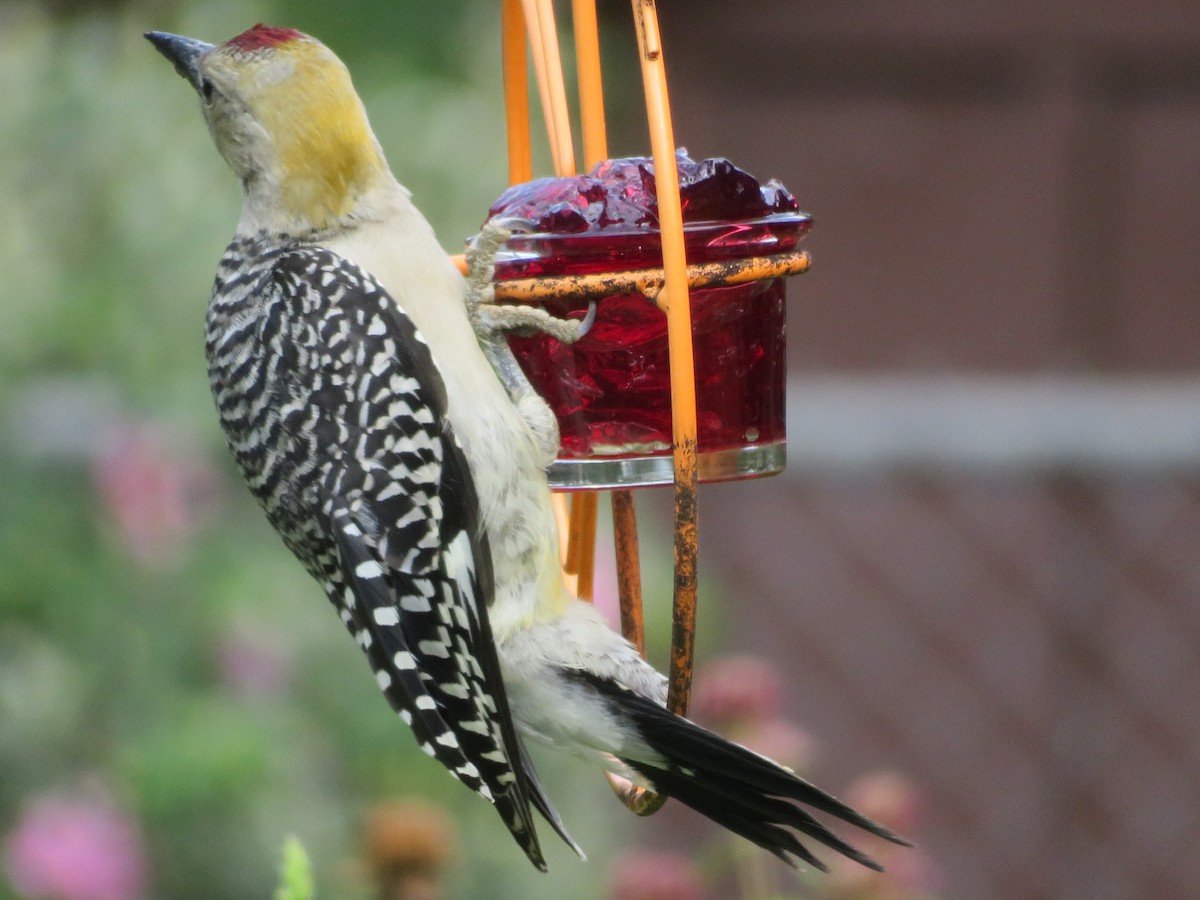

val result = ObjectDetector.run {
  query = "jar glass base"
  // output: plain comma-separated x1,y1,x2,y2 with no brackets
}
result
546,441,786,491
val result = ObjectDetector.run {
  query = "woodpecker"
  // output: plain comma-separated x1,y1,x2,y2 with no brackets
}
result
147,24,908,872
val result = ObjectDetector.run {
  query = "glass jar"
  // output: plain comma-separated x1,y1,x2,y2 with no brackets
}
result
495,210,811,490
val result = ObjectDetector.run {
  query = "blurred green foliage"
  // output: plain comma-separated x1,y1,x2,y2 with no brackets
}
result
0,1,706,898
274,837,313,900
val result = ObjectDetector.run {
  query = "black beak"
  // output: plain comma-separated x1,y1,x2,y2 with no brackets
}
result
145,31,215,91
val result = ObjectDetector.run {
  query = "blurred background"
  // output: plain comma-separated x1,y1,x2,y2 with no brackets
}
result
1,1,1197,899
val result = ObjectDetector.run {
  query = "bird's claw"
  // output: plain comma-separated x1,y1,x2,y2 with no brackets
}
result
465,220,596,345
576,299,598,339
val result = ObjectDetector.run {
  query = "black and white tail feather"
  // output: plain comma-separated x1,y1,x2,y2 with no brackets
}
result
568,671,911,871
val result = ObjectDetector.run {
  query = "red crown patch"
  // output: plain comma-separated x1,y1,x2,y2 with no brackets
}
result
225,24,304,52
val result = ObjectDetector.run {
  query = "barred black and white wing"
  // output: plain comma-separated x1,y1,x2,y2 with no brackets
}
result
207,241,570,869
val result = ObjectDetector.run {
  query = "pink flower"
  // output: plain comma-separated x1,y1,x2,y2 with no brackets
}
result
690,655,784,732
215,622,291,699
742,717,814,770
610,851,707,900
821,772,940,899
4,791,147,900
691,657,813,770
844,771,924,836
91,425,221,568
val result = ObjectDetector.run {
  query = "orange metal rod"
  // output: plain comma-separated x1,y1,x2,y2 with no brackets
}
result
572,0,609,168
504,0,578,597
502,0,533,185
567,0,607,615
522,0,576,176
552,492,576,594
574,0,660,816
632,0,699,719
611,490,645,656
519,0,557,170
565,492,598,601
452,3,528,288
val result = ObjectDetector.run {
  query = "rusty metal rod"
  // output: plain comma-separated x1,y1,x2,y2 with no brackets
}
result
611,489,645,655
493,250,810,305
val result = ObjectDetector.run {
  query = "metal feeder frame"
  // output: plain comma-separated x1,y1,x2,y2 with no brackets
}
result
473,0,812,815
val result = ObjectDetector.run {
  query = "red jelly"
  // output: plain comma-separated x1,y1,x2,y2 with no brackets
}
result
488,152,810,489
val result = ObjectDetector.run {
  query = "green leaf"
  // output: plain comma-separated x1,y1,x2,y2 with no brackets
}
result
274,836,315,900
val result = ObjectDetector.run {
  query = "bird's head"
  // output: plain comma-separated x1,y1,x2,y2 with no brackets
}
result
147,24,394,233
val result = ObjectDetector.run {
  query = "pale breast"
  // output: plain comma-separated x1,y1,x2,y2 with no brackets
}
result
326,216,569,633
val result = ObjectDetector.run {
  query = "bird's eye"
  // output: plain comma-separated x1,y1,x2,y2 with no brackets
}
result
200,77,216,103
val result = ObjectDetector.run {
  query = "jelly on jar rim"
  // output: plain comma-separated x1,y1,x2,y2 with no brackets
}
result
486,149,804,233
485,151,809,280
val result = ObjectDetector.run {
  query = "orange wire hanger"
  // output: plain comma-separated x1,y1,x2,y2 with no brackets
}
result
486,0,812,816
496,0,698,816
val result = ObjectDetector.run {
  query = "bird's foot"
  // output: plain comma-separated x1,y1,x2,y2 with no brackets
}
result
464,218,596,344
